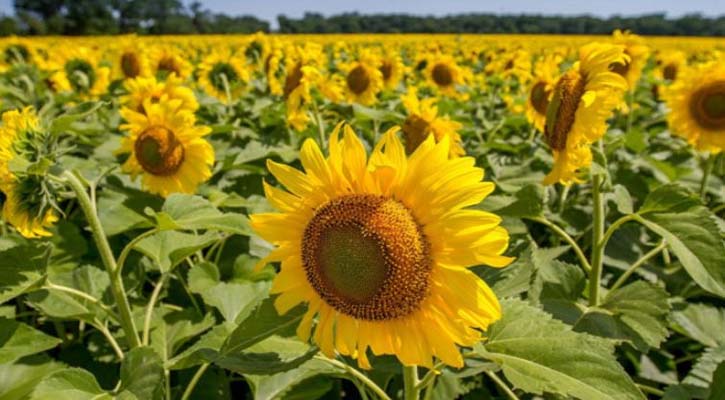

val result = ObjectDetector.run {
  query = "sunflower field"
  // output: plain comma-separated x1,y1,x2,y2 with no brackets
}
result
0,31,723,400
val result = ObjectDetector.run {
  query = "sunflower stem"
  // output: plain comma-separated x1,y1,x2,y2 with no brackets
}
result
181,363,209,400
318,356,392,400
312,98,327,150
62,170,141,350
142,272,170,345
589,173,605,306
610,241,667,292
403,365,420,400
484,370,520,400
525,216,591,273
699,153,715,200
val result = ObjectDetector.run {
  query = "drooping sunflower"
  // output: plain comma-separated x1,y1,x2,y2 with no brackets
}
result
0,108,58,238
609,30,650,90
147,45,193,80
117,99,214,197
424,53,470,98
43,46,110,97
251,123,512,368
197,49,250,102
279,43,327,131
339,50,384,106
662,58,725,152
122,75,198,115
543,43,628,185
401,88,464,158
525,55,561,132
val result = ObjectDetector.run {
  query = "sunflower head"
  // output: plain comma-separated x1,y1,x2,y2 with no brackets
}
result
43,47,110,97
401,88,464,157
609,30,650,89
424,54,469,99
122,75,198,115
251,123,512,368
340,50,384,106
198,49,249,103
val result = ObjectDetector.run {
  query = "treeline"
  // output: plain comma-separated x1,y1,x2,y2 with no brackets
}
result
0,0,269,35
278,12,725,36
1,2,724,36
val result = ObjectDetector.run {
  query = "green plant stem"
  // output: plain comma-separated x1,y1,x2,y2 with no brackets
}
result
312,98,327,149
610,241,667,292
484,371,519,400
91,318,124,360
116,228,158,277
403,365,420,400
699,153,715,199
142,273,170,345
415,362,445,392
43,282,119,321
62,170,141,349
319,356,392,400
589,173,605,307
599,214,637,254
526,216,592,273
713,204,725,214
637,383,664,397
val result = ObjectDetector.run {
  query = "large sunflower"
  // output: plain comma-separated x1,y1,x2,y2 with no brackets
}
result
662,58,725,152
197,49,249,102
401,88,464,158
543,43,628,185
43,46,110,97
251,123,512,368
0,108,57,238
122,75,198,115
118,99,214,197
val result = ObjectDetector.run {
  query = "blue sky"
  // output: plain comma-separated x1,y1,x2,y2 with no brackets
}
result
1,0,723,29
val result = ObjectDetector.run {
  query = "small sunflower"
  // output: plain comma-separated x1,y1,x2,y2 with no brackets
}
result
543,43,628,185
0,108,58,238
401,88,464,157
424,54,470,98
197,49,250,102
147,45,193,80
0,38,37,71
279,43,327,131
122,75,198,115
43,46,110,97
654,50,687,83
339,50,384,106
118,99,214,197
378,50,405,90
662,59,725,152
115,39,150,80
610,30,650,90
251,123,512,369
525,55,561,132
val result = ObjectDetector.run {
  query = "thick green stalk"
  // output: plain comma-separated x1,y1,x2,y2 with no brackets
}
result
403,365,420,400
589,173,605,306
699,153,714,199
62,170,141,349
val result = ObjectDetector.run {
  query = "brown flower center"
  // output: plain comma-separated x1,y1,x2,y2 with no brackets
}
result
663,64,677,81
689,81,725,131
402,115,432,154
283,62,303,99
121,51,141,78
379,61,393,81
157,56,180,76
544,70,586,151
530,81,551,116
431,63,453,87
134,126,185,176
609,50,631,77
302,194,431,320
347,65,371,95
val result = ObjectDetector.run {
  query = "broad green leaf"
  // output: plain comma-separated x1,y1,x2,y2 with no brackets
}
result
50,101,105,135
612,184,634,214
134,231,219,272
167,323,235,370
70,264,110,300
636,207,725,297
27,290,92,320
0,241,50,304
150,308,215,363
671,303,725,347
188,261,221,294
96,185,157,236
244,358,344,400
708,363,725,400
154,194,253,236
477,299,645,400
575,282,670,351
200,281,270,323
683,346,725,398
495,184,544,218
31,368,111,400
638,184,700,215
118,347,164,400
208,336,318,375
0,318,61,364
0,355,64,400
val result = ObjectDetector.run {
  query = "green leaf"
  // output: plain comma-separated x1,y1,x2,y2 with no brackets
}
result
134,231,219,273
188,262,221,293
200,281,270,323
683,346,725,397
612,184,634,215
149,308,215,363
0,318,61,364
209,336,318,375
476,299,645,400
708,363,725,400
167,323,235,370
0,241,50,304
30,368,111,400
0,355,65,400
636,208,725,297
671,303,725,347
154,194,253,236
244,358,343,400
50,101,105,135
495,184,544,218
27,290,92,320
638,184,700,215
118,347,164,400
575,282,670,351
96,186,157,237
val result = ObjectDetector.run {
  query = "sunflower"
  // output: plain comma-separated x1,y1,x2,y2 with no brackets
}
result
378,50,405,90
424,53,470,98
543,43,628,185
147,45,193,80
197,49,250,102
0,108,57,238
114,38,150,80
339,50,384,106
654,50,687,83
525,55,561,132
279,43,327,131
263,40,284,96
117,98,214,197
609,30,650,90
401,88,464,158
251,123,512,368
0,37,37,71
43,46,110,97
122,75,198,115
662,58,725,152
484,48,532,84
